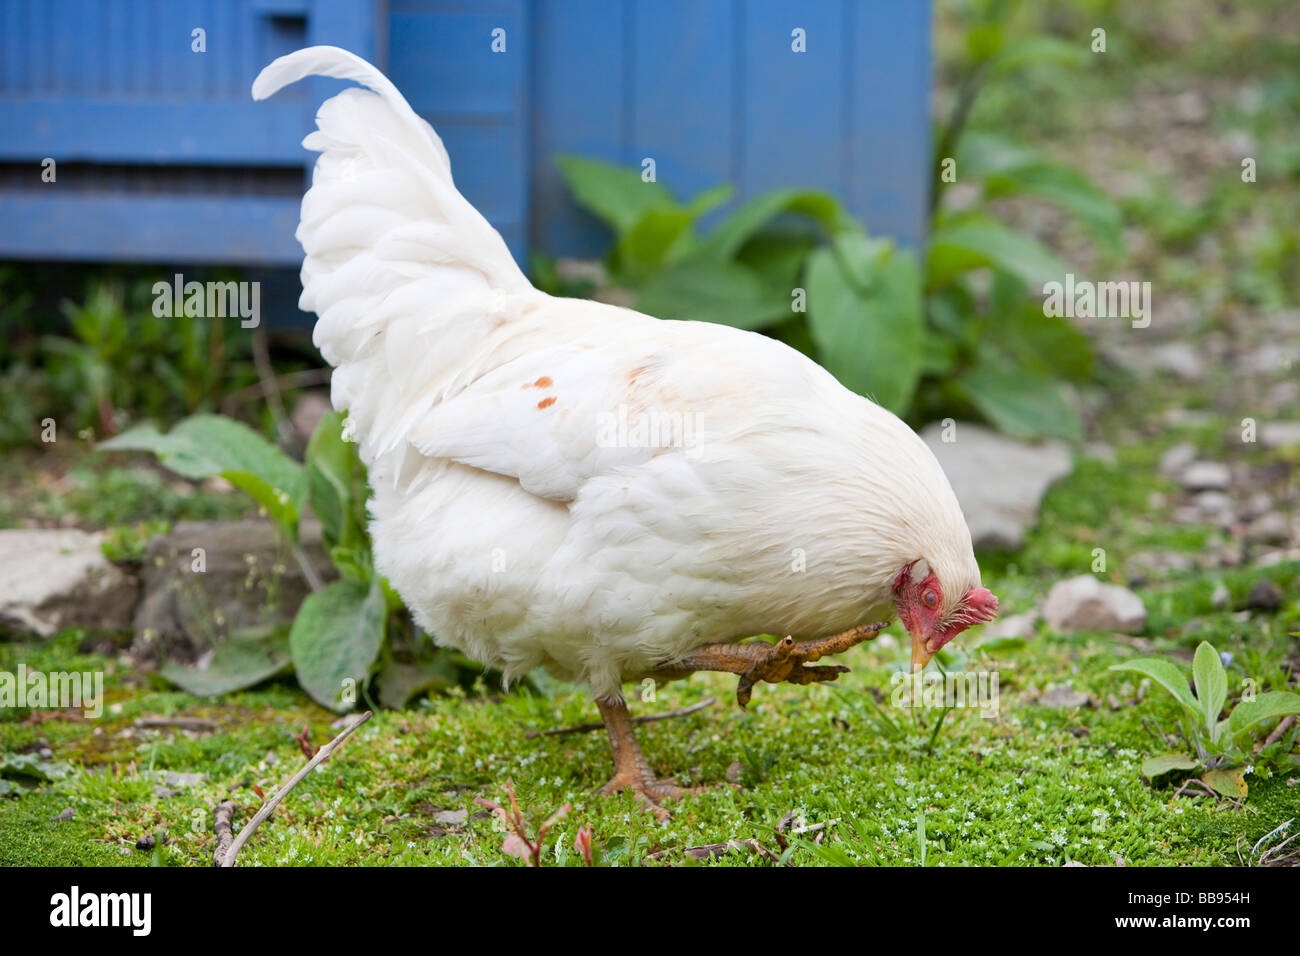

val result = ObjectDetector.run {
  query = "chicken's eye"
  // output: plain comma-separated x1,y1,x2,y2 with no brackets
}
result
923,590,938,609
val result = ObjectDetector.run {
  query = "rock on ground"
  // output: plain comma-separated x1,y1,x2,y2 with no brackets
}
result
921,423,1072,551
1180,461,1231,491
0,529,138,638
1044,575,1147,633
980,610,1041,641
1259,421,1300,450
132,519,333,662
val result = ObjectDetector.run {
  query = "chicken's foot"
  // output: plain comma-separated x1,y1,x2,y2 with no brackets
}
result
651,621,891,708
596,697,698,822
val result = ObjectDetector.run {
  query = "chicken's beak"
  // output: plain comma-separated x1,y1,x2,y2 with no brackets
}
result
909,632,934,673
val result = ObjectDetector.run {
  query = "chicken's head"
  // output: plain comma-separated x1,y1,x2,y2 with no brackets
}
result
893,560,999,672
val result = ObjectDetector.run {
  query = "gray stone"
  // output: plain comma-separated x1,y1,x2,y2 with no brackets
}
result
1256,548,1300,568
1244,579,1283,613
132,519,333,662
1193,491,1233,518
1147,342,1205,380
161,771,206,789
1210,584,1231,609
0,529,138,638
1260,421,1300,450
432,809,468,826
1044,575,1146,633
921,423,1072,551
1180,461,1231,492
980,610,1040,641
1040,685,1091,708
1159,442,1197,477
291,391,333,444
1246,512,1291,546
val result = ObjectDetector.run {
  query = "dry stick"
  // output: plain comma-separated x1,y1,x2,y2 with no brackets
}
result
212,801,236,868
136,716,218,732
221,367,333,413
218,711,373,868
525,697,716,738
251,325,295,450
1256,714,1297,754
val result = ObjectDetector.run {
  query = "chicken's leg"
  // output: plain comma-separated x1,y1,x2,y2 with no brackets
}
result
597,697,695,822
650,621,891,708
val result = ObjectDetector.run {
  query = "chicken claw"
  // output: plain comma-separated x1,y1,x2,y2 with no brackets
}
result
596,698,700,822
654,621,892,709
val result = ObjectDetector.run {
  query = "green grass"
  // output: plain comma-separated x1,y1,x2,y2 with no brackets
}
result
2,583,1295,867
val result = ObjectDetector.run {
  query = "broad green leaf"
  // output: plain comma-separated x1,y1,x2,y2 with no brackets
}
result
0,753,73,782
1201,768,1248,799
375,651,459,709
986,164,1123,249
957,130,1043,175
991,299,1096,384
828,231,893,288
614,207,701,283
306,411,367,552
991,36,1089,76
101,415,305,520
957,132,1122,249
1109,658,1199,716
735,231,817,290
1192,642,1228,741
965,23,1005,63
695,188,849,261
613,184,734,283
806,245,923,413
1140,753,1200,778
927,217,1070,290
224,471,299,535
289,579,386,712
160,628,291,697
1228,690,1300,736
554,154,679,234
636,260,791,330
954,349,1082,440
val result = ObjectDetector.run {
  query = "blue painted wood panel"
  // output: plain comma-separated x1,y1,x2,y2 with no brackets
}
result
386,0,529,262
0,0,930,272
530,0,931,257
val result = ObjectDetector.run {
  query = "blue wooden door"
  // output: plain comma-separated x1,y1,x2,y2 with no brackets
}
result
530,0,932,256
0,0,376,265
385,0,531,266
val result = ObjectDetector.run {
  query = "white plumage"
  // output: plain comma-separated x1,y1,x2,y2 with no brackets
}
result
254,47,986,702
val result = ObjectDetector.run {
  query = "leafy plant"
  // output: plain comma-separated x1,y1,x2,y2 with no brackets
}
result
101,411,460,711
548,13,1115,440
1111,641,1300,798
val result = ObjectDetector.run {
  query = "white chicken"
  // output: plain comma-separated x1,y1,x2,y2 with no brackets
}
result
254,47,999,818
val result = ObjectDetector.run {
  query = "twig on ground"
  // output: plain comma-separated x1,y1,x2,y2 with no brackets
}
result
647,838,782,864
221,368,332,413
212,801,236,868
1256,715,1297,753
217,711,372,868
526,697,716,738
250,326,296,449
135,716,218,733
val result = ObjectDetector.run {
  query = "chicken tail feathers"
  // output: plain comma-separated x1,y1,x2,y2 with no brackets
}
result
252,46,534,462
